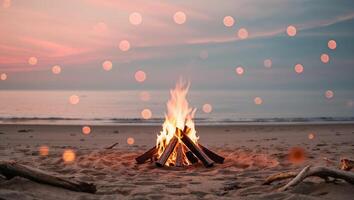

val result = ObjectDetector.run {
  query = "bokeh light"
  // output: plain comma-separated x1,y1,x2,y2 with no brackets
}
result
286,25,297,37
199,50,208,60
62,149,76,163
139,91,150,102
69,95,80,105
328,40,337,50
308,133,315,140
294,64,304,74
135,70,146,82
129,12,142,25
28,57,38,65
141,108,152,119
102,60,112,71
0,73,7,81
82,126,91,135
346,100,353,108
2,0,11,8
320,53,330,64
127,137,135,145
202,103,212,113
254,97,263,105
235,66,245,75
173,11,186,25
52,65,61,75
325,90,334,99
264,59,272,68
223,16,235,27
119,40,130,51
39,145,49,156
288,147,306,164
238,28,249,39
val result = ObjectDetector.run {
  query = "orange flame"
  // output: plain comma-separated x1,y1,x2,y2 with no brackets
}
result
156,80,198,166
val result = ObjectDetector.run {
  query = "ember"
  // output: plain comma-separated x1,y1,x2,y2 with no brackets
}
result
136,80,224,167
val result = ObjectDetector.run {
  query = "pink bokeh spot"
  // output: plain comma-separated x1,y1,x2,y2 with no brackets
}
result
325,90,334,99
294,64,304,74
328,40,337,50
135,70,146,82
119,40,131,52
202,104,212,113
223,16,235,27
173,11,186,25
238,28,249,39
321,53,330,64
0,73,7,81
141,108,152,119
28,57,38,66
102,60,113,71
286,25,297,37
235,66,245,75
129,12,142,25
52,65,62,74
254,97,263,105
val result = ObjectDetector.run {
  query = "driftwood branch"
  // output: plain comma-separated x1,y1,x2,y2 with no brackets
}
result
0,161,96,193
263,171,298,185
263,165,354,192
105,142,119,149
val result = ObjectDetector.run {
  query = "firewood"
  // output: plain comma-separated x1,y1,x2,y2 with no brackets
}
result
155,130,180,167
0,161,96,193
199,144,224,164
181,130,214,168
263,165,354,191
182,125,224,164
135,146,157,164
186,151,198,164
175,143,184,167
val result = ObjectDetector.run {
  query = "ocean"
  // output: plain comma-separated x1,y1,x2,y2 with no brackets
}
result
0,90,353,125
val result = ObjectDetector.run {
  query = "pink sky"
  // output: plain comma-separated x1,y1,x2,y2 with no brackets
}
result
2,0,353,72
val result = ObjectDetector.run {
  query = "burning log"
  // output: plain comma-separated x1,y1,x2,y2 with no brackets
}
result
175,143,184,167
155,129,180,167
186,151,198,164
199,144,224,164
183,125,224,164
0,161,96,193
135,146,157,164
180,129,214,168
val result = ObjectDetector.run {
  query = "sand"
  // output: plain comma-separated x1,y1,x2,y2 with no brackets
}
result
0,123,353,200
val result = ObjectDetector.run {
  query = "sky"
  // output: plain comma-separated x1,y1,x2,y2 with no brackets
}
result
0,0,354,93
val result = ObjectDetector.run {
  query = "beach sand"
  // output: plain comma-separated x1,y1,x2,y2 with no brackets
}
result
0,123,353,199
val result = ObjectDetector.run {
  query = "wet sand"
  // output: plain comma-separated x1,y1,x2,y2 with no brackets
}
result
0,124,353,199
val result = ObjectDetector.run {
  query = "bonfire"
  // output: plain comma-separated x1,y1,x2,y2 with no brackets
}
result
136,80,224,167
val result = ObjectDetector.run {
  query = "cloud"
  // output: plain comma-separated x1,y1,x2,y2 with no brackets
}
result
19,37,90,58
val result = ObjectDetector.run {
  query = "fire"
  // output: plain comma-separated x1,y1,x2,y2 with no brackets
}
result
156,80,198,166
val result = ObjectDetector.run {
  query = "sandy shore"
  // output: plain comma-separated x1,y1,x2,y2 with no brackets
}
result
0,123,353,199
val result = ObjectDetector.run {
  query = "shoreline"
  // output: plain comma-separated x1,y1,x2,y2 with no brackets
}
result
1,121,354,127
